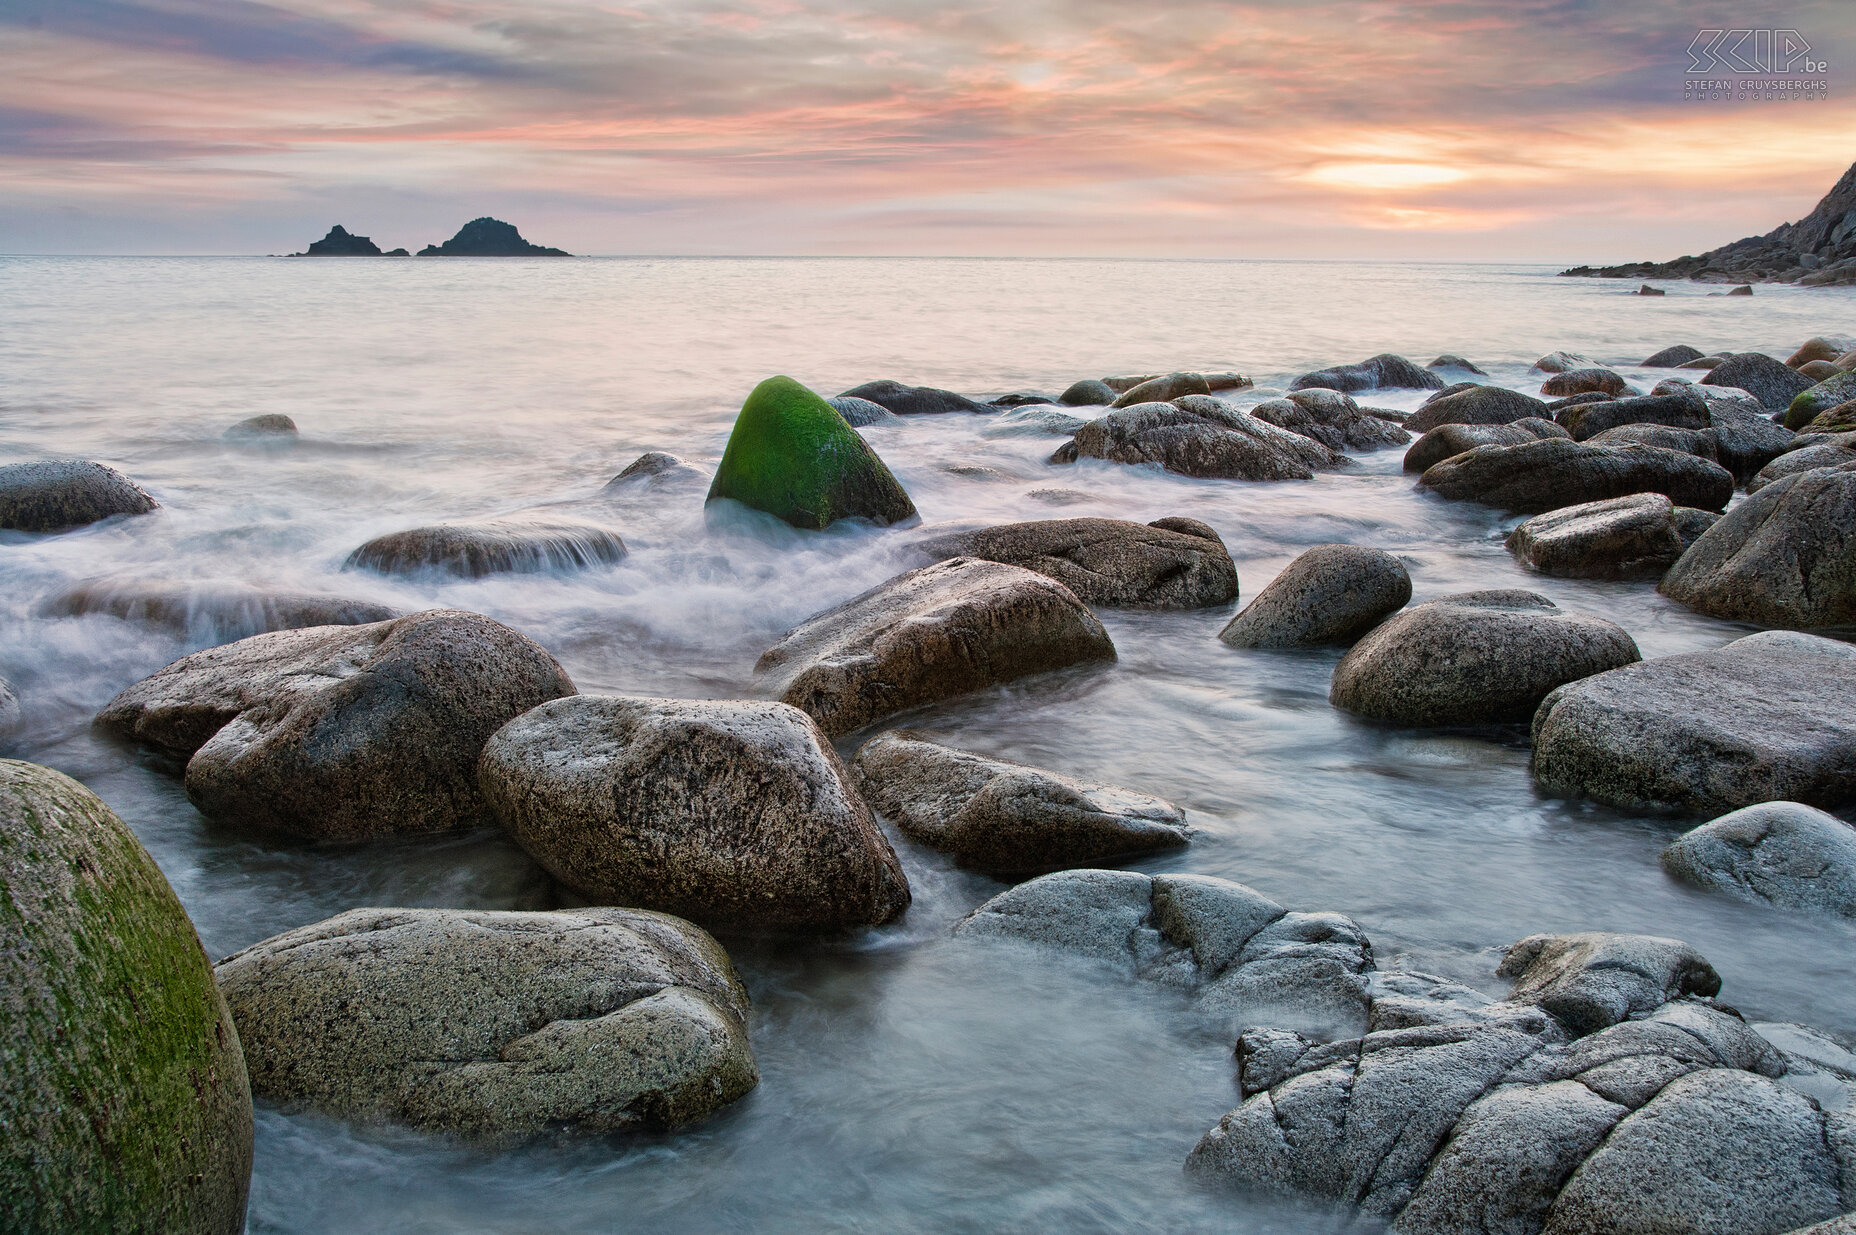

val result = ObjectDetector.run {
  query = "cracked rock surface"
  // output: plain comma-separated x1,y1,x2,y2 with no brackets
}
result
1663,802,1856,918
215,906,758,1139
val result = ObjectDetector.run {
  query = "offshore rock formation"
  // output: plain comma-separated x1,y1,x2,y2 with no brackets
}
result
417,217,570,256
1562,161,1856,286
291,225,385,256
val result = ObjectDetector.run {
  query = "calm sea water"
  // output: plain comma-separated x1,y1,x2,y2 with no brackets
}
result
3,256,1854,1233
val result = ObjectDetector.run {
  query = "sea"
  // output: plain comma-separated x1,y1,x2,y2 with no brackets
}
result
2,255,1853,1232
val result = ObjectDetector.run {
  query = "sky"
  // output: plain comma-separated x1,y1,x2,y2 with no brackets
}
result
0,0,1850,258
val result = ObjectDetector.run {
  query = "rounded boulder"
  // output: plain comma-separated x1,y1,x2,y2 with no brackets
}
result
0,460,157,533
1219,544,1410,648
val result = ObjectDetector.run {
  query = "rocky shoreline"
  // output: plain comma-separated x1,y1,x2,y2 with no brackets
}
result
5,335,1856,1232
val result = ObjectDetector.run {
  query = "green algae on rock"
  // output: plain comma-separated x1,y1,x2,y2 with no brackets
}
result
0,759,252,1234
706,376,917,530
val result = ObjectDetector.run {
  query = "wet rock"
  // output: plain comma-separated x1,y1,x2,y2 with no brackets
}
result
1111,371,1212,407
1100,374,1161,393
1704,352,1818,412
1749,437,1856,491
1204,372,1253,391
0,460,157,533
1699,393,1797,480
44,577,400,640
224,413,298,439
1250,389,1411,451
1535,351,1598,373
1428,354,1486,374
1637,283,1666,295
911,517,1238,610
1219,545,1410,649
1402,418,1566,473
1,759,252,1233
1785,371,1856,429
215,906,757,1137
987,391,1057,408
347,516,627,578
1024,487,1099,506
1059,379,1117,406
981,406,1087,437
1559,392,1711,441
1663,802,1856,918
1788,338,1847,367
1497,933,1720,1034
1506,494,1695,579
1405,385,1552,434
852,731,1188,872
1644,344,1706,367
1585,424,1719,462
755,558,1114,739
1725,284,1754,296
1548,1069,1843,1235
1801,361,1844,381
827,395,899,427
1051,398,1340,481
1531,630,1856,813
706,376,915,530
1423,380,1482,404
1291,353,1444,392
1331,591,1639,727
1660,461,1856,628
956,870,1373,1036
1679,355,1727,369
1803,401,1856,435
1542,368,1631,398
96,608,575,839
1418,438,1734,514
479,695,907,931
601,451,705,492
838,379,994,416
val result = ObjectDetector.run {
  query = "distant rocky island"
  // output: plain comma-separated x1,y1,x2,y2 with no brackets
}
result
1562,160,1856,286
287,217,569,257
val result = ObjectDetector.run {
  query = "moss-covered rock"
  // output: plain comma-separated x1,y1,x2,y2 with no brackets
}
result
0,759,252,1234
706,376,916,530
1785,370,1856,428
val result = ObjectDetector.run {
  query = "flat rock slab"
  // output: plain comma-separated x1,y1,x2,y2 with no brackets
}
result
1331,590,1639,727
1663,802,1856,918
955,869,1374,1037
1506,493,1694,580
1531,631,1856,813
911,516,1239,610
1660,460,1856,628
853,730,1188,872
756,558,1115,739
1419,438,1734,514
1219,544,1411,648
1,759,252,1233
479,695,909,931
215,907,758,1138
96,608,575,839
346,516,627,578
0,460,157,533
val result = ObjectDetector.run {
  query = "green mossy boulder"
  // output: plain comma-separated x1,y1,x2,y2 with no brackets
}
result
1785,370,1856,428
706,376,916,530
0,759,252,1234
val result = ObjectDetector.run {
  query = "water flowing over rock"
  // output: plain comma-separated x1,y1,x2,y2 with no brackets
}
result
1219,544,1410,648
955,870,1376,1037
826,395,899,426
1559,392,1711,441
43,577,400,641
756,558,1114,738
1403,418,1566,473
1186,927,1853,1235
1405,385,1551,434
1704,353,1818,412
706,376,916,530
479,695,909,931
346,516,627,578
1050,397,1343,480
1659,460,1856,628
601,450,703,491
1663,802,1856,919
215,906,757,1137
838,379,994,416
97,609,575,839
1,759,252,1233
1506,494,1702,580
224,413,299,438
853,731,1188,872
416,217,569,256
1331,591,1639,726
0,460,157,532
1291,353,1444,392
911,517,1238,610
1418,438,1734,514
1531,631,1856,813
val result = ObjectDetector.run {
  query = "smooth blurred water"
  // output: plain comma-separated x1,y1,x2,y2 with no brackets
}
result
3,256,1854,1233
